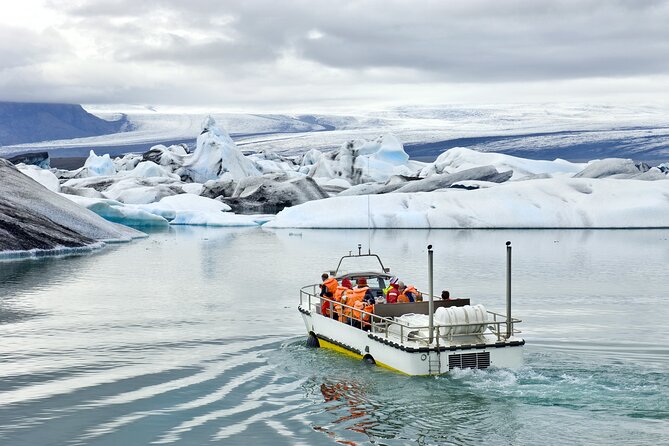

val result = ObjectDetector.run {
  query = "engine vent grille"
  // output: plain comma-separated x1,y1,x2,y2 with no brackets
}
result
448,352,490,370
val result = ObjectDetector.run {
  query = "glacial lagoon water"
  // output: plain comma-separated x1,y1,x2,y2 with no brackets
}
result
0,227,668,445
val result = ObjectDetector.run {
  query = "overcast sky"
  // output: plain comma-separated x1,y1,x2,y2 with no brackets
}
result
0,0,668,111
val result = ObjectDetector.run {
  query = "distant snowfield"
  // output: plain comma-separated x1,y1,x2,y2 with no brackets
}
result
2,103,669,162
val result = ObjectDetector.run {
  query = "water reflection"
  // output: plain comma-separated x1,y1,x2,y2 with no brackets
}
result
316,379,378,444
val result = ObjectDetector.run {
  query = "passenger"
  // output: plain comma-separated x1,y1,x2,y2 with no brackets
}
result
320,273,338,317
407,285,423,302
397,281,411,303
347,277,374,329
334,278,353,321
399,283,420,302
386,276,400,304
441,290,452,300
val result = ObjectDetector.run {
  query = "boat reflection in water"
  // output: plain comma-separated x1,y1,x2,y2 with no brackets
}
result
315,379,378,445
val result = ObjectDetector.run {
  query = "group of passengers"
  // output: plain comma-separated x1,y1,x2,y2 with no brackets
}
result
319,273,423,330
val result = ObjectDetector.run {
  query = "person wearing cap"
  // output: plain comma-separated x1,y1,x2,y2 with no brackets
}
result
385,276,400,304
346,277,374,329
320,273,338,318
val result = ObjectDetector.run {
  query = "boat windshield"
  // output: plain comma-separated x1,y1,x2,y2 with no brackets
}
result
334,254,387,276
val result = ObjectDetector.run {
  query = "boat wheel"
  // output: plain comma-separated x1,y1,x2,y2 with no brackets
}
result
306,333,320,348
363,355,376,365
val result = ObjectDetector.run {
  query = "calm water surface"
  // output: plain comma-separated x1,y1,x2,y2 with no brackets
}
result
1,228,668,445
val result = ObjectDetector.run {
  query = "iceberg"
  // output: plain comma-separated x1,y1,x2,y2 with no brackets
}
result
1,159,144,257
266,177,669,229
180,116,260,182
83,150,117,176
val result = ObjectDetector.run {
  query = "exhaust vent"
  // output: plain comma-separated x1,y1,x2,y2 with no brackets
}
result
448,352,490,370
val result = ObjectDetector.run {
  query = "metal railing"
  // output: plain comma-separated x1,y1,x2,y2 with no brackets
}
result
299,285,522,346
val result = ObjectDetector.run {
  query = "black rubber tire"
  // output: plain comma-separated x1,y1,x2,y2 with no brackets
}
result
306,333,320,348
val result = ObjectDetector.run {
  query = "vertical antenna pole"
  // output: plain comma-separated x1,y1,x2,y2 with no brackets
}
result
428,244,434,344
367,155,372,253
506,241,512,339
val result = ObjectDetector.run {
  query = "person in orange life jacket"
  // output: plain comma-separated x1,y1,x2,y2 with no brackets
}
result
398,282,421,303
348,277,374,329
397,281,411,303
333,278,353,321
320,273,338,317
386,276,400,304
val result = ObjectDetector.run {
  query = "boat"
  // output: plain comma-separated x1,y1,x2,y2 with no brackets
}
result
298,243,524,375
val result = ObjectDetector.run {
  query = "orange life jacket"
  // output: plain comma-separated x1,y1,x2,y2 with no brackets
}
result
397,285,420,303
352,300,365,320
344,287,368,318
323,277,338,295
362,304,374,326
320,277,339,317
333,285,349,320
397,293,410,303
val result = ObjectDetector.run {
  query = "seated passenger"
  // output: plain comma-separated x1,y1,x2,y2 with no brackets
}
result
397,282,412,303
407,285,423,302
386,276,400,304
441,290,452,300
334,278,353,321
347,277,374,329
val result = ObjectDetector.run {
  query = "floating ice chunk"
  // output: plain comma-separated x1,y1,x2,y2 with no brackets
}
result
16,164,61,192
119,161,181,179
266,177,669,229
181,183,204,195
83,150,116,176
154,193,231,212
181,116,260,182
574,158,642,179
102,178,180,204
61,194,170,226
170,210,262,227
429,147,585,180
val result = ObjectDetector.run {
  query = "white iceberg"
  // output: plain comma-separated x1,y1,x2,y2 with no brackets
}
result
83,150,117,176
180,116,260,182
424,147,585,180
16,164,61,192
266,177,669,229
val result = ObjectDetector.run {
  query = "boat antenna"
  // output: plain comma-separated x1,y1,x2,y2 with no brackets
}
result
506,241,512,339
428,244,434,344
367,156,372,254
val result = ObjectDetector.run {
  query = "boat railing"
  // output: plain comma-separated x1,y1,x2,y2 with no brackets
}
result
299,285,522,345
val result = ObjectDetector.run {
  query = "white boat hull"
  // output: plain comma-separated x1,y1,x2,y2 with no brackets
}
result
300,306,524,375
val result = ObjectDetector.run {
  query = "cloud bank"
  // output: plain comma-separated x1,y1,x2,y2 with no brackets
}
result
1,0,668,109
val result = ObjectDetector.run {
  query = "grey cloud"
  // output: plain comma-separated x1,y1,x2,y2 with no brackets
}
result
55,0,669,81
0,27,66,70
2,0,669,106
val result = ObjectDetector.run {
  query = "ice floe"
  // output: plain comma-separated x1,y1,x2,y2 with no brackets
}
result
266,178,669,229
